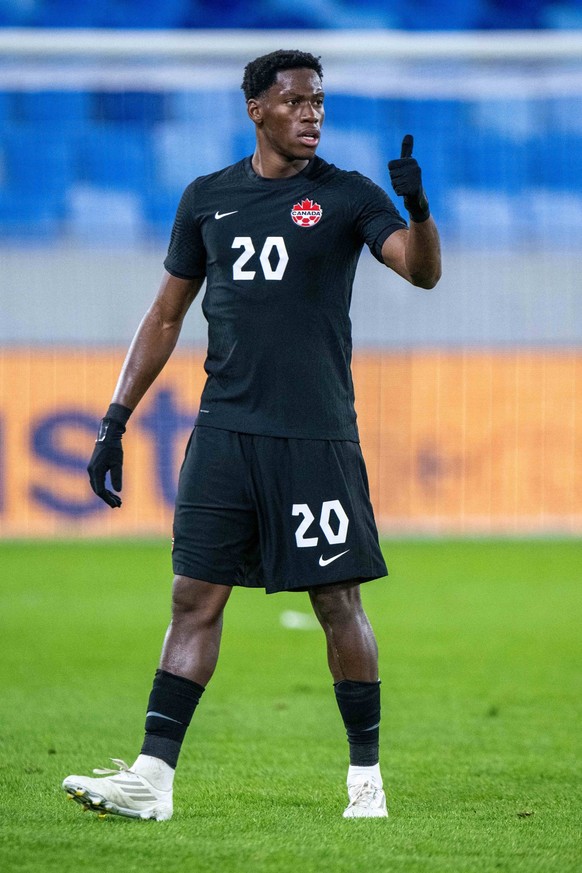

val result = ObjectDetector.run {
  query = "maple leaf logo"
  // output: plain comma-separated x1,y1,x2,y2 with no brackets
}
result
290,197,323,228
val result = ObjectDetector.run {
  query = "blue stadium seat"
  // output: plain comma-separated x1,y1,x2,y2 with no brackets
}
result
461,130,532,191
101,0,190,28
181,0,320,28
1,125,77,203
15,91,91,125
532,132,582,190
152,120,234,194
318,128,387,187
165,91,240,182
0,190,62,238
547,97,582,134
395,0,487,29
0,0,38,26
238,0,396,29
322,94,386,133
448,188,523,246
32,0,103,27
0,91,11,130
94,92,168,126
542,2,582,28
398,98,466,142
143,189,181,240
379,99,406,139
527,187,582,246
0,120,72,237
66,184,145,243
169,89,240,126
232,127,257,163
78,124,155,192
468,98,541,141
477,0,545,29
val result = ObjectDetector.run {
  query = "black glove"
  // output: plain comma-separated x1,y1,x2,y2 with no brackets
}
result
87,403,132,508
388,134,430,223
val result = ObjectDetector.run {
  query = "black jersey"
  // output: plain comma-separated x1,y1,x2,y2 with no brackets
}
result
164,155,406,441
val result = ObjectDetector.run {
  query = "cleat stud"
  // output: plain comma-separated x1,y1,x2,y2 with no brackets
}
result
75,789,84,796
97,813,107,819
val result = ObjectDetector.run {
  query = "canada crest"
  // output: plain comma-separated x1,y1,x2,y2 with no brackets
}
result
291,198,323,228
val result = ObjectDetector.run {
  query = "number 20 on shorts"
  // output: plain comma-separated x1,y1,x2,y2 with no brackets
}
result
292,500,349,548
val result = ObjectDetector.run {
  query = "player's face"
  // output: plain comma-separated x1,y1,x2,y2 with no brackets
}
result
250,68,325,162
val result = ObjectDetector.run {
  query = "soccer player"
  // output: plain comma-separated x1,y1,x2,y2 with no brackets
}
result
63,49,441,821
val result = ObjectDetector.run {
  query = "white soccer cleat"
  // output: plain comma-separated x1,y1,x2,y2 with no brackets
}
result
62,758,173,821
343,778,388,819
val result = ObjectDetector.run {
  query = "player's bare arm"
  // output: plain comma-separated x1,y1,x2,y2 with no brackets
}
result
382,134,442,289
381,220,441,289
112,271,204,411
87,271,203,507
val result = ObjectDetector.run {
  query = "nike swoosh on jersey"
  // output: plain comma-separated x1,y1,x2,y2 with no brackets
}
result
215,210,238,220
319,549,350,567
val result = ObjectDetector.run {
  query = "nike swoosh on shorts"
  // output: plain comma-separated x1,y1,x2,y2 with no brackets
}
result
215,210,238,219
319,549,350,567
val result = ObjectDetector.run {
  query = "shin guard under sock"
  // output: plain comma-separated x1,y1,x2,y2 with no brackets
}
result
334,679,381,767
140,669,205,769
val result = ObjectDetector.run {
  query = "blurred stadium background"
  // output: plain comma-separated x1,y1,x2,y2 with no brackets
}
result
0,0,581,538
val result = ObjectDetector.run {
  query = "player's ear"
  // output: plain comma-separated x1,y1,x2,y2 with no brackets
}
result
247,98,263,126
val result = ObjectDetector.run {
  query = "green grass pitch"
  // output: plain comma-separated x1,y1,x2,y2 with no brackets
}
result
0,538,581,873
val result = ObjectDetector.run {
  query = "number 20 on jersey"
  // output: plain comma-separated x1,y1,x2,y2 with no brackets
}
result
232,236,289,281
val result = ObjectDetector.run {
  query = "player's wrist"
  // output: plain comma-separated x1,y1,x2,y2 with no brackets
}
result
96,403,132,443
404,190,430,223
105,403,132,427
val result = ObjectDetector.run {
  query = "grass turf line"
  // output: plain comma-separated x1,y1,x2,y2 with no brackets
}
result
0,539,580,873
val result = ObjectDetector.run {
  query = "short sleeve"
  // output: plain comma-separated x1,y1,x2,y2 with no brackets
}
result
351,174,407,263
163,182,207,279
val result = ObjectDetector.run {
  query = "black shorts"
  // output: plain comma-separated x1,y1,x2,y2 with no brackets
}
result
172,426,388,594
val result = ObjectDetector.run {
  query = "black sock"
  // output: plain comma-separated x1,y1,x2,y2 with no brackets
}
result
334,679,381,767
140,669,205,769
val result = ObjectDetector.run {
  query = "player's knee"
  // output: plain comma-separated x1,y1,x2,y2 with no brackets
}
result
171,574,228,625
310,581,363,627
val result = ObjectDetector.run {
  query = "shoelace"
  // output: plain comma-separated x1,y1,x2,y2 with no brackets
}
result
346,780,382,809
93,758,133,776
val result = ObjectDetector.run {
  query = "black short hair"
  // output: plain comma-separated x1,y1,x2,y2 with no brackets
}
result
241,49,323,101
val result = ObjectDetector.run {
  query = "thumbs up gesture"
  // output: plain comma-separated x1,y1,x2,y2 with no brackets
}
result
388,134,430,223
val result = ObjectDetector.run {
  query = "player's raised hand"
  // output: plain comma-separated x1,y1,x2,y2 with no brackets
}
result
87,404,132,508
388,134,430,223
